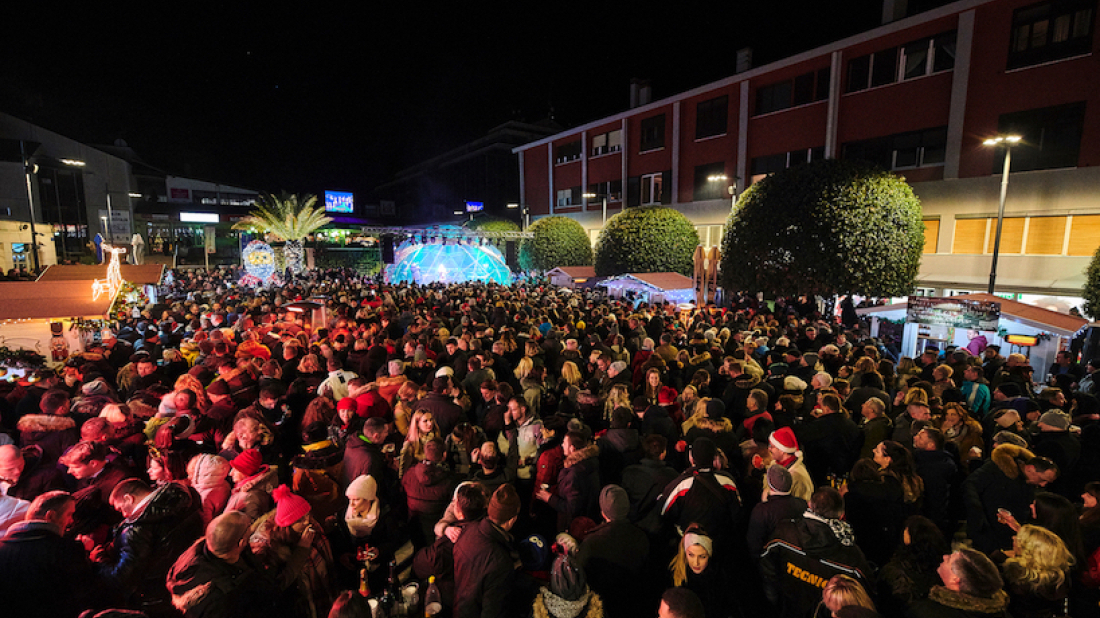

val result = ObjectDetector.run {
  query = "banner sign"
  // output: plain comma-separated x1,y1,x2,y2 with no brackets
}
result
906,297,1001,330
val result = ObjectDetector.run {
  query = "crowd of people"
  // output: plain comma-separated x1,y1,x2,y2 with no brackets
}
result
0,264,1098,618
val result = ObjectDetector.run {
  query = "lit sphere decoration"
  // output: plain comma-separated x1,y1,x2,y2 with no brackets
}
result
242,240,277,282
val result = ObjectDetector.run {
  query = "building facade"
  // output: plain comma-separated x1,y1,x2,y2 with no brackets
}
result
513,0,1099,297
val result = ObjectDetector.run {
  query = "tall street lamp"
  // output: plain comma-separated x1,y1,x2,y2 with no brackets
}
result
707,173,739,210
983,134,1022,295
507,202,529,230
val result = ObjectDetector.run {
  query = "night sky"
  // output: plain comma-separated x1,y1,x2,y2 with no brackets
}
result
3,2,888,199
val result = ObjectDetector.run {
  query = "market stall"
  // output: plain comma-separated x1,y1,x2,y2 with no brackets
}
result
37,263,165,305
0,280,116,371
546,266,601,289
601,272,695,306
856,293,1087,377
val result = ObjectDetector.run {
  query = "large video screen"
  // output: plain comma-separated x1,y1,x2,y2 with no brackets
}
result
325,191,354,214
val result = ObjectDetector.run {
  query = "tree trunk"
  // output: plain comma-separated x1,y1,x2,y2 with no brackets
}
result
284,239,305,275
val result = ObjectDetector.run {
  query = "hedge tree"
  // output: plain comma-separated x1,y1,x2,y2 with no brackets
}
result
1083,245,1100,319
720,159,924,297
518,216,592,272
594,206,699,276
464,216,520,233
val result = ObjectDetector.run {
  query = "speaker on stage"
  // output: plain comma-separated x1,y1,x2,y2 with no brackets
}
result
381,237,395,264
505,241,517,268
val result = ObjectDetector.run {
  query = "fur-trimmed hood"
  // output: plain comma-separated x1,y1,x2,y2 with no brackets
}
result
991,443,1034,479
688,351,712,366
683,415,734,434
564,444,600,468
926,585,1009,614
232,465,279,495
16,414,76,433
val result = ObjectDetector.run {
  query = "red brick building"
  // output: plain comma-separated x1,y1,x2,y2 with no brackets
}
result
513,0,1099,297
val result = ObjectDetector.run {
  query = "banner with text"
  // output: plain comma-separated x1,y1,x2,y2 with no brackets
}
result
906,297,1001,331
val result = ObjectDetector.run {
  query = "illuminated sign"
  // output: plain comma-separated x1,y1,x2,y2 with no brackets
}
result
325,191,355,213
465,201,484,213
1005,334,1038,346
180,212,219,223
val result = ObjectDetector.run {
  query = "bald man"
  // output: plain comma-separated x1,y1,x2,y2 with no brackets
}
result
0,444,65,501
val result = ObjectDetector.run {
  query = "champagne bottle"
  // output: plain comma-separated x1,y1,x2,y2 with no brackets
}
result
424,575,442,617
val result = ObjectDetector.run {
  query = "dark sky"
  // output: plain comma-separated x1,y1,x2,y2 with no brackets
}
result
3,1,888,198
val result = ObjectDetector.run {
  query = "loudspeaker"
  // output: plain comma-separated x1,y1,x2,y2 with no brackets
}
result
381,237,395,264
505,241,517,268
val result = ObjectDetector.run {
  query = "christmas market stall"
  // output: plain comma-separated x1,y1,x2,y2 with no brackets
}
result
0,280,116,374
856,293,1087,378
600,272,695,306
38,263,165,306
546,266,602,290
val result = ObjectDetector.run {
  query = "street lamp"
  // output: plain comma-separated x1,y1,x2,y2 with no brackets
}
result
707,173,739,209
582,192,608,225
982,134,1022,294
507,202,530,230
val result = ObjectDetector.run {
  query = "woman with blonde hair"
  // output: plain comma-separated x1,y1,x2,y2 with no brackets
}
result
174,373,210,412
819,574,876,617
939,403,983,464
604,383,631,425
1003,524,1075,618
668,525,731,618
392,380,421,436
399,410,440,477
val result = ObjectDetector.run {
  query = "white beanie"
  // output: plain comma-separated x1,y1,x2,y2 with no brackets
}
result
346,474,378,500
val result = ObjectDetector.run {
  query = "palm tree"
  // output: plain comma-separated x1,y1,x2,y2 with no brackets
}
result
232,193,332,275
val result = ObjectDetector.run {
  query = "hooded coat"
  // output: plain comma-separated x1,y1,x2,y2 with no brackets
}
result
963,443,1037,554
548,445,601,532
188,454,232,525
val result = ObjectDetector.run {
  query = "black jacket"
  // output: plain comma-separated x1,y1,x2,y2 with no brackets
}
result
453,517,516,618
548,445,601,532
166,538,285,618
0,520,104,618
101,482,205,611
5,444,65,501
621,458,678,535
746,493,807,556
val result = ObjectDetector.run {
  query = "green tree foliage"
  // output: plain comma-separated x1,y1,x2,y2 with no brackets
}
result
720,159,924,297
594,206,699,276
232,193,332,274
1083,245,1100,319
464,216,521,233
518,216,592,272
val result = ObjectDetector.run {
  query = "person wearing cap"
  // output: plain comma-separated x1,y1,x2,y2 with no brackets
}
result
226,448,278,519
765,427,813,502
747,465,808,556
454,483,521,618
531,552,604,618
576,484,650,617
659,437,741,562
250,485,334,616
1031,410,1080,499
99,477,204,615
761,487,872,618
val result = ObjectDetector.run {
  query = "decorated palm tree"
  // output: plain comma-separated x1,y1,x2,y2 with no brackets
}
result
232,193,332,275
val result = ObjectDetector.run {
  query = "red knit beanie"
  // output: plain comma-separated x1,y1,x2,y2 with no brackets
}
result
273,484,312,527
230,449,265,477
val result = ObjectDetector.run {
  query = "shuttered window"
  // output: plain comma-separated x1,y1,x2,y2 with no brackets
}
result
997,218,1026,254
923,219,940,253
1025,216,1067,255
1068,215,1100,256
953,219,987,254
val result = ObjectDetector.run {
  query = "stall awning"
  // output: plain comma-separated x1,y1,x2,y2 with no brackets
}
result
0,281,114,321
856,293,1088,337
38,264,165,285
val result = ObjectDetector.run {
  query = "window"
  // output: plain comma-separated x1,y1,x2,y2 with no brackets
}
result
591,129,622,157
641,173,664,205
695,96,728,139
587,180,623,203
1008,0,1095,69
846,30,956,92
923,219,940,253
693,162,728,201
952,215,1085,255
755,69,829,115
996,101,1086,171
555,140,581,164
556,186,581,208
749,147,824,182
640,115,665,152
842,126,947,170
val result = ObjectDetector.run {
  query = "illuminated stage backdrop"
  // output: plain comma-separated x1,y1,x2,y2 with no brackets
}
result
385,239,511,285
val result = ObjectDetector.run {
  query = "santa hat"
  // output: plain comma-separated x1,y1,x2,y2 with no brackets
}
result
769,427,799,454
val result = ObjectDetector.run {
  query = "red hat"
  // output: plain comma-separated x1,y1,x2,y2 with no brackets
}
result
658,386,678,405
272,484,311,527
769,427,799,454
229,449,266,477
337,398,359,415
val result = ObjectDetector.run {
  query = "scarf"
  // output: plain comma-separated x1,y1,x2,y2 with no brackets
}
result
345,499,380,538
804,510,856,547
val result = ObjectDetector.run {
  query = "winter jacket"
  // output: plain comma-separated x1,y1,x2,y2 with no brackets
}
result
914,448,958,533
906,586,1011,618
760,513,873,618
766,453,813,503
746,493,807,556
291,441,345,523
166,538,285,618
797,412,862,486
189,453,232,525
454,517,516,618
0,520,104,618
100,481,205,612
5,444,65,501
548,445,602,532
683,416,740,471
621,458,678,535
342,433,389,489
660,467,741,552
963,444,1037,554
16,414,79,465
402,460,460,545
596,427,642,487
576,518,649,616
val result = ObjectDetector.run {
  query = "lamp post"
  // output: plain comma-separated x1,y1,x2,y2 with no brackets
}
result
707,173,739,210
982,134,1022,295
19,141,42,272
582,193,608,225
507,202,530,230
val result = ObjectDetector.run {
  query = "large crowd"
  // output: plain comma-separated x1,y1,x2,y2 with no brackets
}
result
0,265,1098,618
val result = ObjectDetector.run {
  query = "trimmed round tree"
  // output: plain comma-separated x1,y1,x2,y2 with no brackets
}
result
594,206,699,276
720,159,924,297
518,215,592,272
464,216,521,233
1083,245,1100,319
